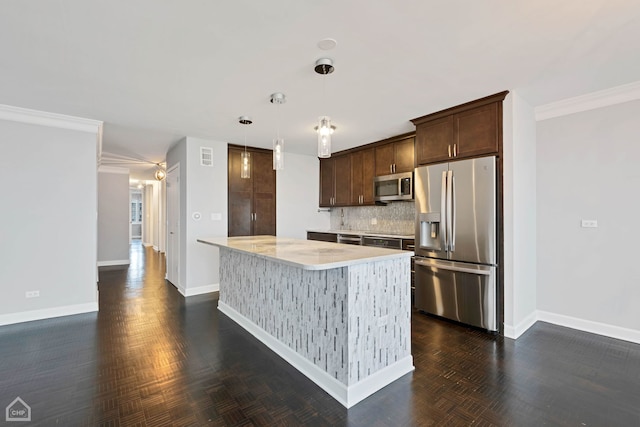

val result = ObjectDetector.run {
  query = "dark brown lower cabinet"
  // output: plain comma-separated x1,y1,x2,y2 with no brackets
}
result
228,145,276,236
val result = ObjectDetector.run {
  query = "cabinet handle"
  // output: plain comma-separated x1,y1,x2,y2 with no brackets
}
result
254,212,257,221
390,164,393,174
448,144,452,158
453,143,457,157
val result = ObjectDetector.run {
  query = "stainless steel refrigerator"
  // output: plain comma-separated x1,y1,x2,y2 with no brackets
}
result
414,156,497,332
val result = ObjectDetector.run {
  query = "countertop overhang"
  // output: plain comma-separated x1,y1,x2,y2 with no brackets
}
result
198,235,413,271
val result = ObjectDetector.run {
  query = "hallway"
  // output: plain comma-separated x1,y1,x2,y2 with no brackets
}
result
0,242,638,425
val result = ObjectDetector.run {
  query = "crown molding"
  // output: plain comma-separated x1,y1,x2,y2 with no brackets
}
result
99,165,130,174
0,104,103,134
535,81,640,121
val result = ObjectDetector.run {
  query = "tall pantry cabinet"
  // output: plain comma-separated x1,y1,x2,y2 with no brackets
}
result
228,145,276,236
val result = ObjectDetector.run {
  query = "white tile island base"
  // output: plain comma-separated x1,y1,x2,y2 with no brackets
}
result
199,236,414,408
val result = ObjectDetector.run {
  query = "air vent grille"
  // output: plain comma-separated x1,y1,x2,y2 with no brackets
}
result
200,147,213,166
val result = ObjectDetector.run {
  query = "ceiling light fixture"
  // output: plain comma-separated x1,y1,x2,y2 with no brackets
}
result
239,116,252,179
154,164,166,181
270,92,286,171
314,58,335,158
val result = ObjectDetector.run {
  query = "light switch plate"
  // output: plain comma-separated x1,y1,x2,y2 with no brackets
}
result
581,219,598,228
211,213,222,221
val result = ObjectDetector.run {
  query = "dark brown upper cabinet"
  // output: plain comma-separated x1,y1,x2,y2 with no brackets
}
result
351,148,375,205
319,154,351,207
374,135,415,176
228,145,276,236
412,91,508,165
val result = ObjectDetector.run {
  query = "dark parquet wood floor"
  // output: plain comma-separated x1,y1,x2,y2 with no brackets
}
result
0,242,639,426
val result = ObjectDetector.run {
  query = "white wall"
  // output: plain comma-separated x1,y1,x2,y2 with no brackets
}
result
0,106,101,325
98,166,130,265
537,99,640,336
276,152,330,238
502,91,538,338
166,137,228,296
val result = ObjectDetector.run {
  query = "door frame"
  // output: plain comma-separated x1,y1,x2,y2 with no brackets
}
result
166,164,180,288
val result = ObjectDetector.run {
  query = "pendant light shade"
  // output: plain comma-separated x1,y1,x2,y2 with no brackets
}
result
240,151,251,179
154,164,166,181
270,93,286,170
239,116,252,179
315,58,335,158
273,137,284,170
315,116,335,158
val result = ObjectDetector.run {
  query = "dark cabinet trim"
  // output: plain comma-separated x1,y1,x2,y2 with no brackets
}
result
410,91,508,126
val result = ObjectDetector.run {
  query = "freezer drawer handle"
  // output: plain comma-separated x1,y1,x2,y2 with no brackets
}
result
415,258,491,276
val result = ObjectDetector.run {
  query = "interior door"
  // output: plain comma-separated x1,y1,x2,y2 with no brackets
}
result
166,165,180,287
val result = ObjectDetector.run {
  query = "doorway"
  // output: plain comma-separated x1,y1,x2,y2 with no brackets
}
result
130,189,143,240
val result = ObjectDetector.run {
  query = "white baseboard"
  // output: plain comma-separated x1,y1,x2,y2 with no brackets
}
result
174,283,219,297
503,310,538,339
537,310,640,345
152,246,159,252
142,242,153,247
218,301,414,408
0,302,99,327
97,259,130,267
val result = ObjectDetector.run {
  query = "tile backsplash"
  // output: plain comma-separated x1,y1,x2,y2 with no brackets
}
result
329,201,415,235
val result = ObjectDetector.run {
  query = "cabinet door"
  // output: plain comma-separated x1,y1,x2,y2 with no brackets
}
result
252,151,276,235
228,191,252,236
351,151,363,205
334,154,352,206
319,158,335,207
394,137,415,173
228,148,253,236
455,102,499,158
375,143,394,176
361,148,375,204
415,116,453,165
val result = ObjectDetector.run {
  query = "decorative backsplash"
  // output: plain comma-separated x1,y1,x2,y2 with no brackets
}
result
329,201,415,235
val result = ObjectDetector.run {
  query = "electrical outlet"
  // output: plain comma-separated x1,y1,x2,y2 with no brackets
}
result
25,291,40,298
581,219,598,228
371,218,377,225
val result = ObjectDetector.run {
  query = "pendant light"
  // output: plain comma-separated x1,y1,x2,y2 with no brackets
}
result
314,58,336,158
239,116,252,179
154,164,166,181
270,92,286,170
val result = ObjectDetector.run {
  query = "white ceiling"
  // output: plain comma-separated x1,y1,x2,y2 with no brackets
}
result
2,0,639,179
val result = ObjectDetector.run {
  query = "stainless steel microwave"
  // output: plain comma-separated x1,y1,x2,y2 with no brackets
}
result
374,171,413,202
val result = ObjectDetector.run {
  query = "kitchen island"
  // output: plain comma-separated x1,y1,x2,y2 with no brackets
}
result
198,235,414,408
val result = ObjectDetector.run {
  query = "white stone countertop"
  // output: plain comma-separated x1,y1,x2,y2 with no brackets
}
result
198,235,413,271
306,229,415,240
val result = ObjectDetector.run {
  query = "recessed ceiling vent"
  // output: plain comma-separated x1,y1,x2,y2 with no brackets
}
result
200,147,213,167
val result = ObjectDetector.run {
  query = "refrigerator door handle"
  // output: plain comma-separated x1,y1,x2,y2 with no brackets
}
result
451,173,456,252
415,258,491,276
446,170,453,252
441,170,448,251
